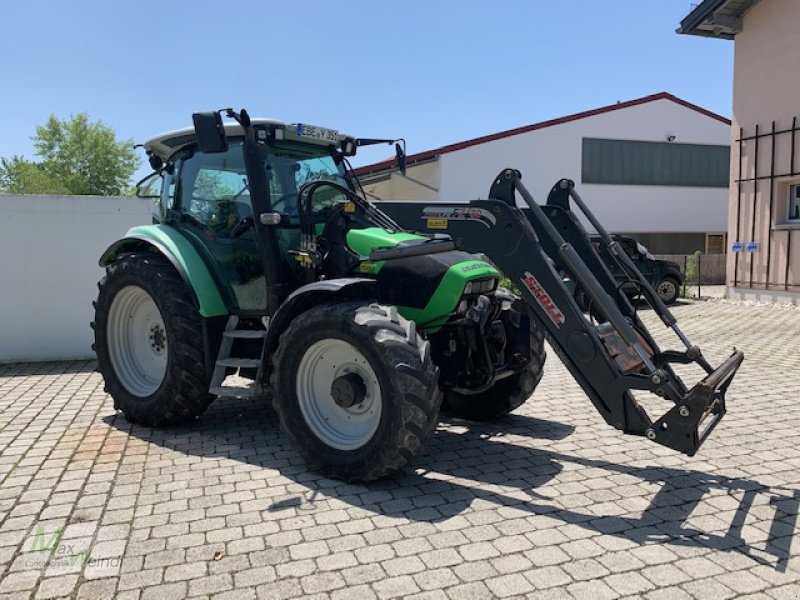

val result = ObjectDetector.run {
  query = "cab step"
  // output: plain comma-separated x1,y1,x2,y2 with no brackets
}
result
209,316,267,398
209,385,256,398
222,329,266,339
215,357,261,368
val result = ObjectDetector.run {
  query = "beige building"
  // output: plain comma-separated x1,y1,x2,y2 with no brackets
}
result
680,0,800,303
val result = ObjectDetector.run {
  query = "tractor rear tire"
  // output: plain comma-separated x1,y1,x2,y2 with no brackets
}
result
443,318,546,421
93,254,215,426
271,302,441,482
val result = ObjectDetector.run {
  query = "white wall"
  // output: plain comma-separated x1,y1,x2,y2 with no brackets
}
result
438,98,731,234
0,194,152,362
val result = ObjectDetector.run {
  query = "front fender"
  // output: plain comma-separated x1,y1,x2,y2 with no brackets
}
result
99,225,229,317
264,278,376,363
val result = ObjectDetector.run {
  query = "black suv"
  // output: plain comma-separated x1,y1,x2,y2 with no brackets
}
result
576,235,684,306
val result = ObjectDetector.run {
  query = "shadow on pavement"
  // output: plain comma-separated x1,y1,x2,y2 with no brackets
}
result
0,360,98,378
107,398,798,572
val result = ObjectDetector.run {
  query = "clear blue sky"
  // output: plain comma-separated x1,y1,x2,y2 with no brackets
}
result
0,1,733,181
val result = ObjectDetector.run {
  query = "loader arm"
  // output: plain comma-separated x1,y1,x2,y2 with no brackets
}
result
415,169,743,456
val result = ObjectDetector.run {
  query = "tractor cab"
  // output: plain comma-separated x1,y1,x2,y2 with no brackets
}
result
135,111,476,326
137,118,368,312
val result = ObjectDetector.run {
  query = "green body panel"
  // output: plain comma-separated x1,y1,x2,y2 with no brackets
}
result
346,227,423,274
99,224,499,326
100,225,229,318
346,228,500,330
400,260,500,330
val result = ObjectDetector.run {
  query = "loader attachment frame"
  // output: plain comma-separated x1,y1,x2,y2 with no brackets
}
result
420,169,743,455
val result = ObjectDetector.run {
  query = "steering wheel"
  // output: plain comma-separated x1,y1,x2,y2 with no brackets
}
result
296,180,357,214
272,193,299,215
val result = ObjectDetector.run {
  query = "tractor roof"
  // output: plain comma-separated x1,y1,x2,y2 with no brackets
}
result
143,118,355,159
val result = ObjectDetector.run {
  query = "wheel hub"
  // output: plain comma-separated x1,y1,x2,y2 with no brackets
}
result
331,372,367,408
296,339,382,451
148,323,166,354
106,285,168,397
658,280,676,300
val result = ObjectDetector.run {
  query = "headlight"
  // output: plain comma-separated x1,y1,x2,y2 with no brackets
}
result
463,278,497,295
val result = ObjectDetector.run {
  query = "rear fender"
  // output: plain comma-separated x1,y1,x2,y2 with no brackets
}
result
99,225,229,318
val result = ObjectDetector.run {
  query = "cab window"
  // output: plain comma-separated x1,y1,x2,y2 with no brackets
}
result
178,141,251,234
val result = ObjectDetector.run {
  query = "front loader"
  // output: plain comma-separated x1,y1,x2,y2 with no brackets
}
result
93,107,742,482
394,169,744,454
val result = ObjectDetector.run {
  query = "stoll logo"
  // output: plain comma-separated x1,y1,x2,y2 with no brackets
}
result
520,272,565,327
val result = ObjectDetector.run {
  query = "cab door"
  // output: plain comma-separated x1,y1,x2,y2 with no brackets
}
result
173,141,267,314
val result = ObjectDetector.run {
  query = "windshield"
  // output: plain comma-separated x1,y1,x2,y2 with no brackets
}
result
262,141,350,214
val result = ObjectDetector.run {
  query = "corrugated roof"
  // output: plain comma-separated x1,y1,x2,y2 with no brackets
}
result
353,92,730,176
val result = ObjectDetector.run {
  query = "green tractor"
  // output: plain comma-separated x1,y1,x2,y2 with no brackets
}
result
93,109,544,481
94,108,743,482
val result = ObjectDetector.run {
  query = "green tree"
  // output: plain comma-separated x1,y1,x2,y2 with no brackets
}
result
0,156,70,195
0,113,140,195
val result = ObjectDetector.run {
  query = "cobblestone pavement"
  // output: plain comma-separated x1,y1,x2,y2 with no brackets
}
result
681,285,726,300
1,299,799,600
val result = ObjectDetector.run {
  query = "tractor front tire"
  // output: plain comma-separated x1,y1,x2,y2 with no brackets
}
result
271,302,441,482
443,318,546,421
93,254,215,426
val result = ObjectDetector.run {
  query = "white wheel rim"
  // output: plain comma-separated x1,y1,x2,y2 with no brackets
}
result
658,280,677,301
296,339,382,451
107,286,168,397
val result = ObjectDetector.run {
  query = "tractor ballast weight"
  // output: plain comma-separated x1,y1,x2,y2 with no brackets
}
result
392,169,743,455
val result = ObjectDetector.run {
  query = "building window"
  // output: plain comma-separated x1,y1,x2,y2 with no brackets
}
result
582,138,730,187
789,184,800,222
706,233,726,254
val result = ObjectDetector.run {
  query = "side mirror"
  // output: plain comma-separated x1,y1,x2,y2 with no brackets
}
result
192,112,228,153
135,172,162,199
395,142,406,176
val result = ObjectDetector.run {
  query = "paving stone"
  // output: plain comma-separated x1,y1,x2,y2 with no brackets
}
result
331,584,377,600
490,553,532,574
141,582,186,600
1,302,799,599
233,566,277,587
419,548,462,569
372,575,420,599
716,570,770,595
300,571,346,594
444,581,494,600
485,573,535,597
0,571,40,593
681,579,736,600
523,565,572,589
255,577,302,599
117,568,163,591
34,574,79,599
164,561,207,581
76,578,118,599
603,571,655,596
567,579,620,599
645,587,694,600
188,574,232,596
